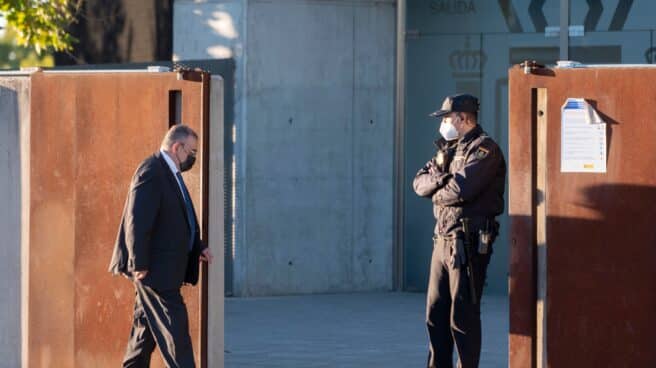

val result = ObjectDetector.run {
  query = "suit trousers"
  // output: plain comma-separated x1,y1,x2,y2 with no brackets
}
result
426,236,492,368
122,282,195,368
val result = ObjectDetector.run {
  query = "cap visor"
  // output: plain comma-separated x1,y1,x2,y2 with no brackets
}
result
429,110,449,118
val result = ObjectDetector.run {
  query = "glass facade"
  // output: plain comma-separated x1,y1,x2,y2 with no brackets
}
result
404,0,654,293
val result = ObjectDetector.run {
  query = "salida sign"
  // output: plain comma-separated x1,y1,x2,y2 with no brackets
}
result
430,0,476,14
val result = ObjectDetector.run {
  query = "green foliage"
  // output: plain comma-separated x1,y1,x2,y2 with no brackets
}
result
1,0,79,53
0,26,53,69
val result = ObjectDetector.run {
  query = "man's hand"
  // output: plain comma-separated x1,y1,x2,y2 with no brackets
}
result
134,270,148,280
428,161,439,175
434,173,453,188
200,247,214,264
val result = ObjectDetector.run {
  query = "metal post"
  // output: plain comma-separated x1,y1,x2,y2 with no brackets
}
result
393,0,406,291
536,88,548,368
560,0,569,60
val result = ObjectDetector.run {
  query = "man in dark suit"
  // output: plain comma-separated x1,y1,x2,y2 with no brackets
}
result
109,124,213,368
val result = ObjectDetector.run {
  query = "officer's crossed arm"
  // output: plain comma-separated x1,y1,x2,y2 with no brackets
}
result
413,159,452,197
432,141,500,206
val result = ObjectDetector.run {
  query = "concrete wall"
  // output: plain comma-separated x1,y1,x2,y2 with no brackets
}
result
174,0,396,296
0,76,29,368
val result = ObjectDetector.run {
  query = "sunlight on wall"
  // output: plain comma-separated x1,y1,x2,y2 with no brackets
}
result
207,11,239,39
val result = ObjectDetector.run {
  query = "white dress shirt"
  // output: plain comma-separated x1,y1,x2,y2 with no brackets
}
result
160,149,185,195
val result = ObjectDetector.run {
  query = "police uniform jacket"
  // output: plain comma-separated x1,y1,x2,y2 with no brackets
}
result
413,124,506,236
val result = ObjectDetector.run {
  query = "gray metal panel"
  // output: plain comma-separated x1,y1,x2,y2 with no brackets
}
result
0,77,29,368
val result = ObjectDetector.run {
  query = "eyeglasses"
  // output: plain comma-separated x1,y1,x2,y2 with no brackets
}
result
180,143,197,158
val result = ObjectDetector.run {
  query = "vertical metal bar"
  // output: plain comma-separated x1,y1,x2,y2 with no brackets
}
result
199,72,210,368
21,76,31,368
393,0,406,290
651,30,654,64
535,88,548,368
560,0,569,60
208,75,226,368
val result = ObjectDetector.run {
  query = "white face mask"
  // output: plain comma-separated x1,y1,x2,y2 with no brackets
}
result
439,119,459,141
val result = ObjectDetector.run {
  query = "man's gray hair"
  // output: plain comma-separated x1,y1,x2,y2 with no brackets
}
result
161,124,198,150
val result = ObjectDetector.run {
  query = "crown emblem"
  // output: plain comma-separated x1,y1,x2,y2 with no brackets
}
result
449,38,487,79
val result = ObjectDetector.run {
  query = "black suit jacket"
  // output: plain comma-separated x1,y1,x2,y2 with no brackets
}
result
108,152,204,290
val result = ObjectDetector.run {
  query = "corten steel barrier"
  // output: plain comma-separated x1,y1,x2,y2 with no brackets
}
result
19,70,223,367
509,65,656,367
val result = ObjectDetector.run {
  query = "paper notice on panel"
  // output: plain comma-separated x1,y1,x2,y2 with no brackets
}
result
561,98,607,173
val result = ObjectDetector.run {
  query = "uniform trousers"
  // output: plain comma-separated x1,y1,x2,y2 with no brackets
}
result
426,236,492,368
122,281,195,368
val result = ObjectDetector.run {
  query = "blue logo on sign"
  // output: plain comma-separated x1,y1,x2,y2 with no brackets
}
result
564,101,584,110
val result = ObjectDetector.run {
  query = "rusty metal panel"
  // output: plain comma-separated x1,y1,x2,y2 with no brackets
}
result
28,71,208,367
508,70,538,368
509,66,656,367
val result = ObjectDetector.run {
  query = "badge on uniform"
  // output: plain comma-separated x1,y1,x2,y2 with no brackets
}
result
435,150,445,167
475,147,489,160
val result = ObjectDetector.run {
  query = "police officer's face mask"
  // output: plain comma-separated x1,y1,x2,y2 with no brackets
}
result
439,115,460,141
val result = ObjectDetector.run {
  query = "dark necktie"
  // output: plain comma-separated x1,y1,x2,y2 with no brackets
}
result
175,172,197,250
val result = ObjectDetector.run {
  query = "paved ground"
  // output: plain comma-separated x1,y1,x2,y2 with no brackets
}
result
226,292,508,367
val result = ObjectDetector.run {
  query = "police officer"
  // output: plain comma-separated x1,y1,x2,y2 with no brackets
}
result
413,94,506,368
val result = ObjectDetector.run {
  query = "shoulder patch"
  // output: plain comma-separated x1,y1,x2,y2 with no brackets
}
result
475,147,490,160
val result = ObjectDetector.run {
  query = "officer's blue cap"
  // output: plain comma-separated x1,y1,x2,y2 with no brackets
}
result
429,94,479,118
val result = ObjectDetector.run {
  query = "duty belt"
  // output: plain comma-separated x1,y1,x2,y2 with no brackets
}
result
432,234,456,247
